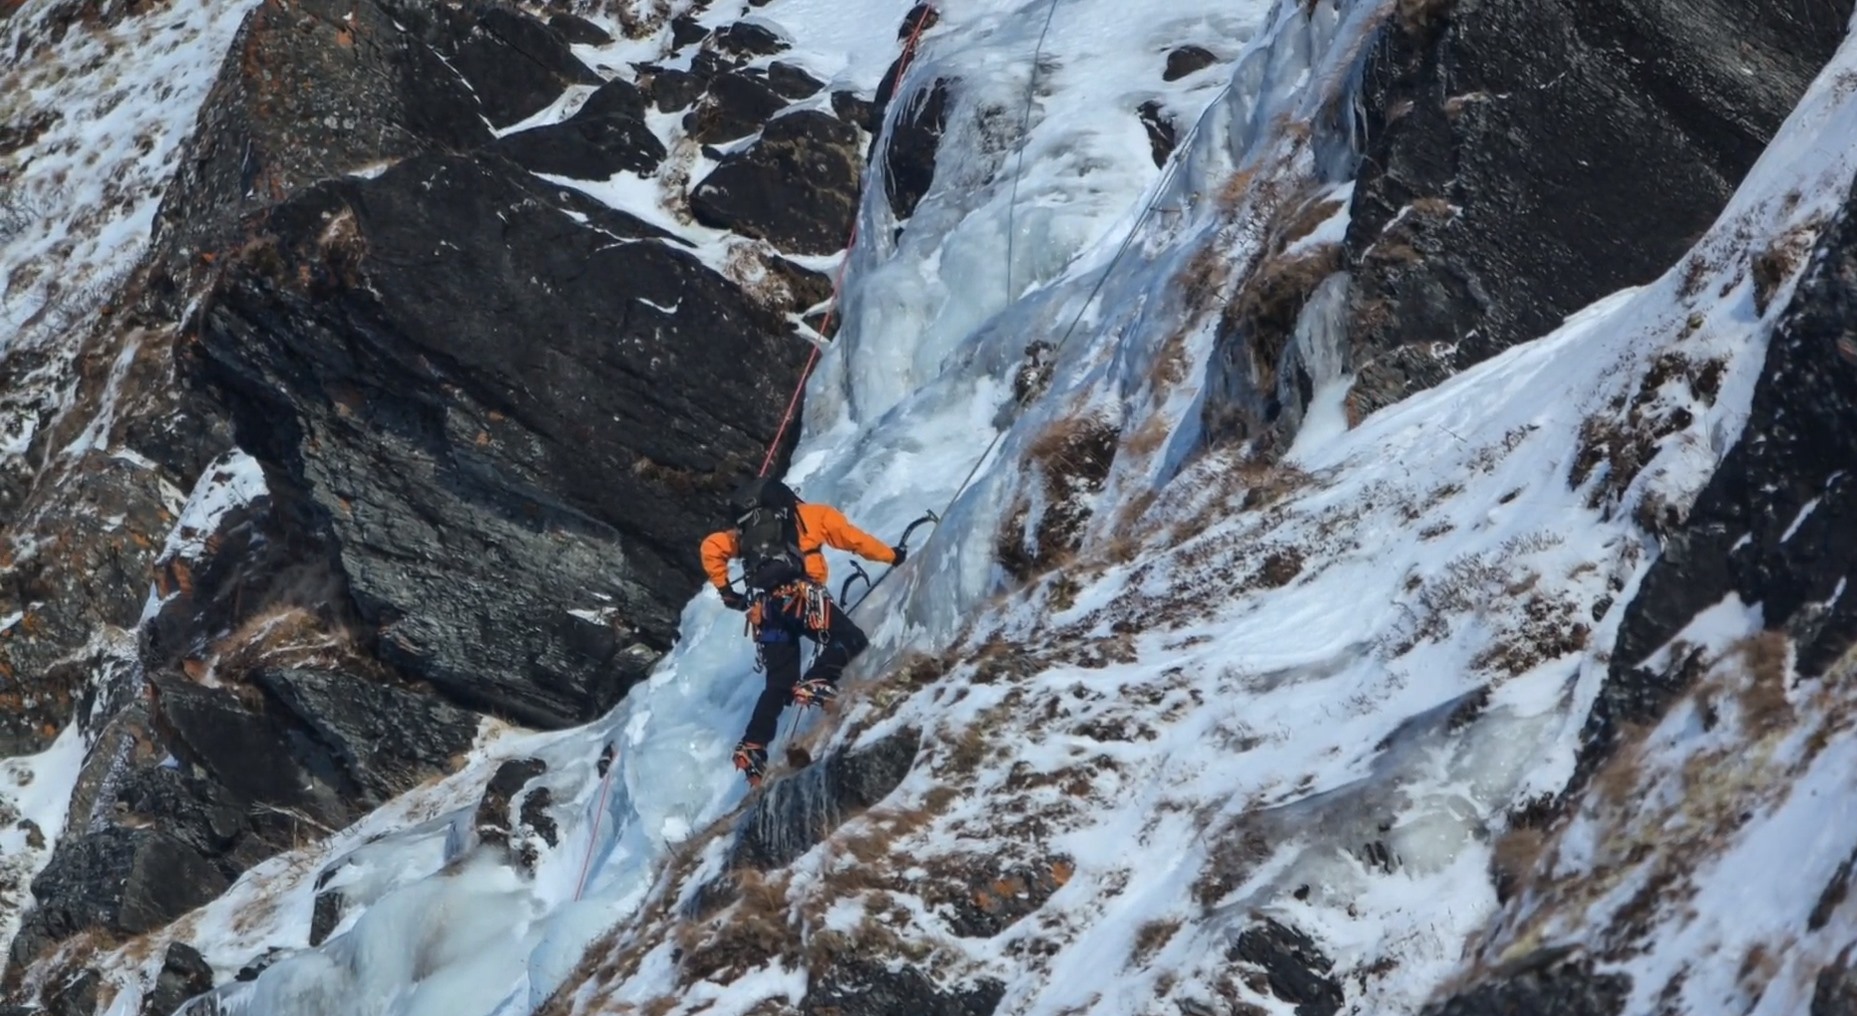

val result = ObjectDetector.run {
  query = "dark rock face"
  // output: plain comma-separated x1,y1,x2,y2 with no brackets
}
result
0,461,185,756
1582,174,1857,779
496,77,666,179
731,729,920,870
474,757,557,868
442,7,601,129
141,943,214,1016
880,81,948,221
1163,44,1218,81
1814,948,1857,1016
309,887,345,948
710,22,787,60
645,66,706,112
251,667,479,803
1341,0,1849,398
684,71,788,144
1229,919,1343,1016
12,829,229,971
832,90,878,132
669,15,709,49
691,111,862,254
1137,100,1176,169
547,13,611,46
766,61,824,100
195,153,806,728
805,960,1003,1016
150,0,493,302
1422,953,1629,1016
42,969,99,1016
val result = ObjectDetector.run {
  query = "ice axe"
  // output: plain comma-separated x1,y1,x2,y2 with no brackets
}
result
838,509,940,615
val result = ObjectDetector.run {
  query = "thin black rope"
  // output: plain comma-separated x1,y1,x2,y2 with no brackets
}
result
1004,0,1062,303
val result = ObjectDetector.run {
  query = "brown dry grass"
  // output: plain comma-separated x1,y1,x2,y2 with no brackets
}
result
1490,825,1550,902
1217,168,1259,214
1129,918,1182,966
676,870,797,985
1224,242,1343,392
1729,632,1794,737
1177,243,1233,321
202,602,390,685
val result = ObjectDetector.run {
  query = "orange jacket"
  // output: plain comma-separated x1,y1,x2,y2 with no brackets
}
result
701,503,895,589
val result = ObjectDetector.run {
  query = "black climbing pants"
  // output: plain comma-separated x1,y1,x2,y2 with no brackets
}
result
742,595,868,746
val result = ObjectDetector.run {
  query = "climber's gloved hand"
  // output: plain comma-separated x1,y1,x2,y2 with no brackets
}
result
890,545,908,567
718,587,749,611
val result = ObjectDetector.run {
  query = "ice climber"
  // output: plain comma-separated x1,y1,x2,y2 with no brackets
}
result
701,477,904,784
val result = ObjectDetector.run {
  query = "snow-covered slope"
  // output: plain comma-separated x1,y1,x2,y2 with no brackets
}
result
5,0,1856,1012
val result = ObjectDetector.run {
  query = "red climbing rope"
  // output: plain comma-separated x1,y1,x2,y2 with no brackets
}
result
572,743,619,901
758,5,939,477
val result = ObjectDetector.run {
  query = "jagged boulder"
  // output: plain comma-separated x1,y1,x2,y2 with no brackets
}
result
690,110,862,254
152,672,350,824
1583,172,1857,779
1229,919,1343,1016
1341,0,1851,380
140,943,214,1016
194,152,808,728
496,77,666,180
731,728,920,870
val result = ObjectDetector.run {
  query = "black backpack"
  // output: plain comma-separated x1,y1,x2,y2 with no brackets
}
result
729,478,809,590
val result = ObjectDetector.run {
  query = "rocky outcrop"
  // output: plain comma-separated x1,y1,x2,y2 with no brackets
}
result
428,6,601,129
5,0,869,998
140,943,214,1016
1200,0,1851,453
1344,0,1850,382
691,111,862,254
684,71,788,144
1229,919,1343,1016
251,667,480,802
1422,952,1629,1016
496,78,666,180
12,829,230,971
1163,44,1218,81
879,80,947,222
1815,947,1857,1016
474,757,558,869
1580,172,1857,779
148,0,494,305
804,959,1003,1016
194,151,805,728
731,728,920,870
